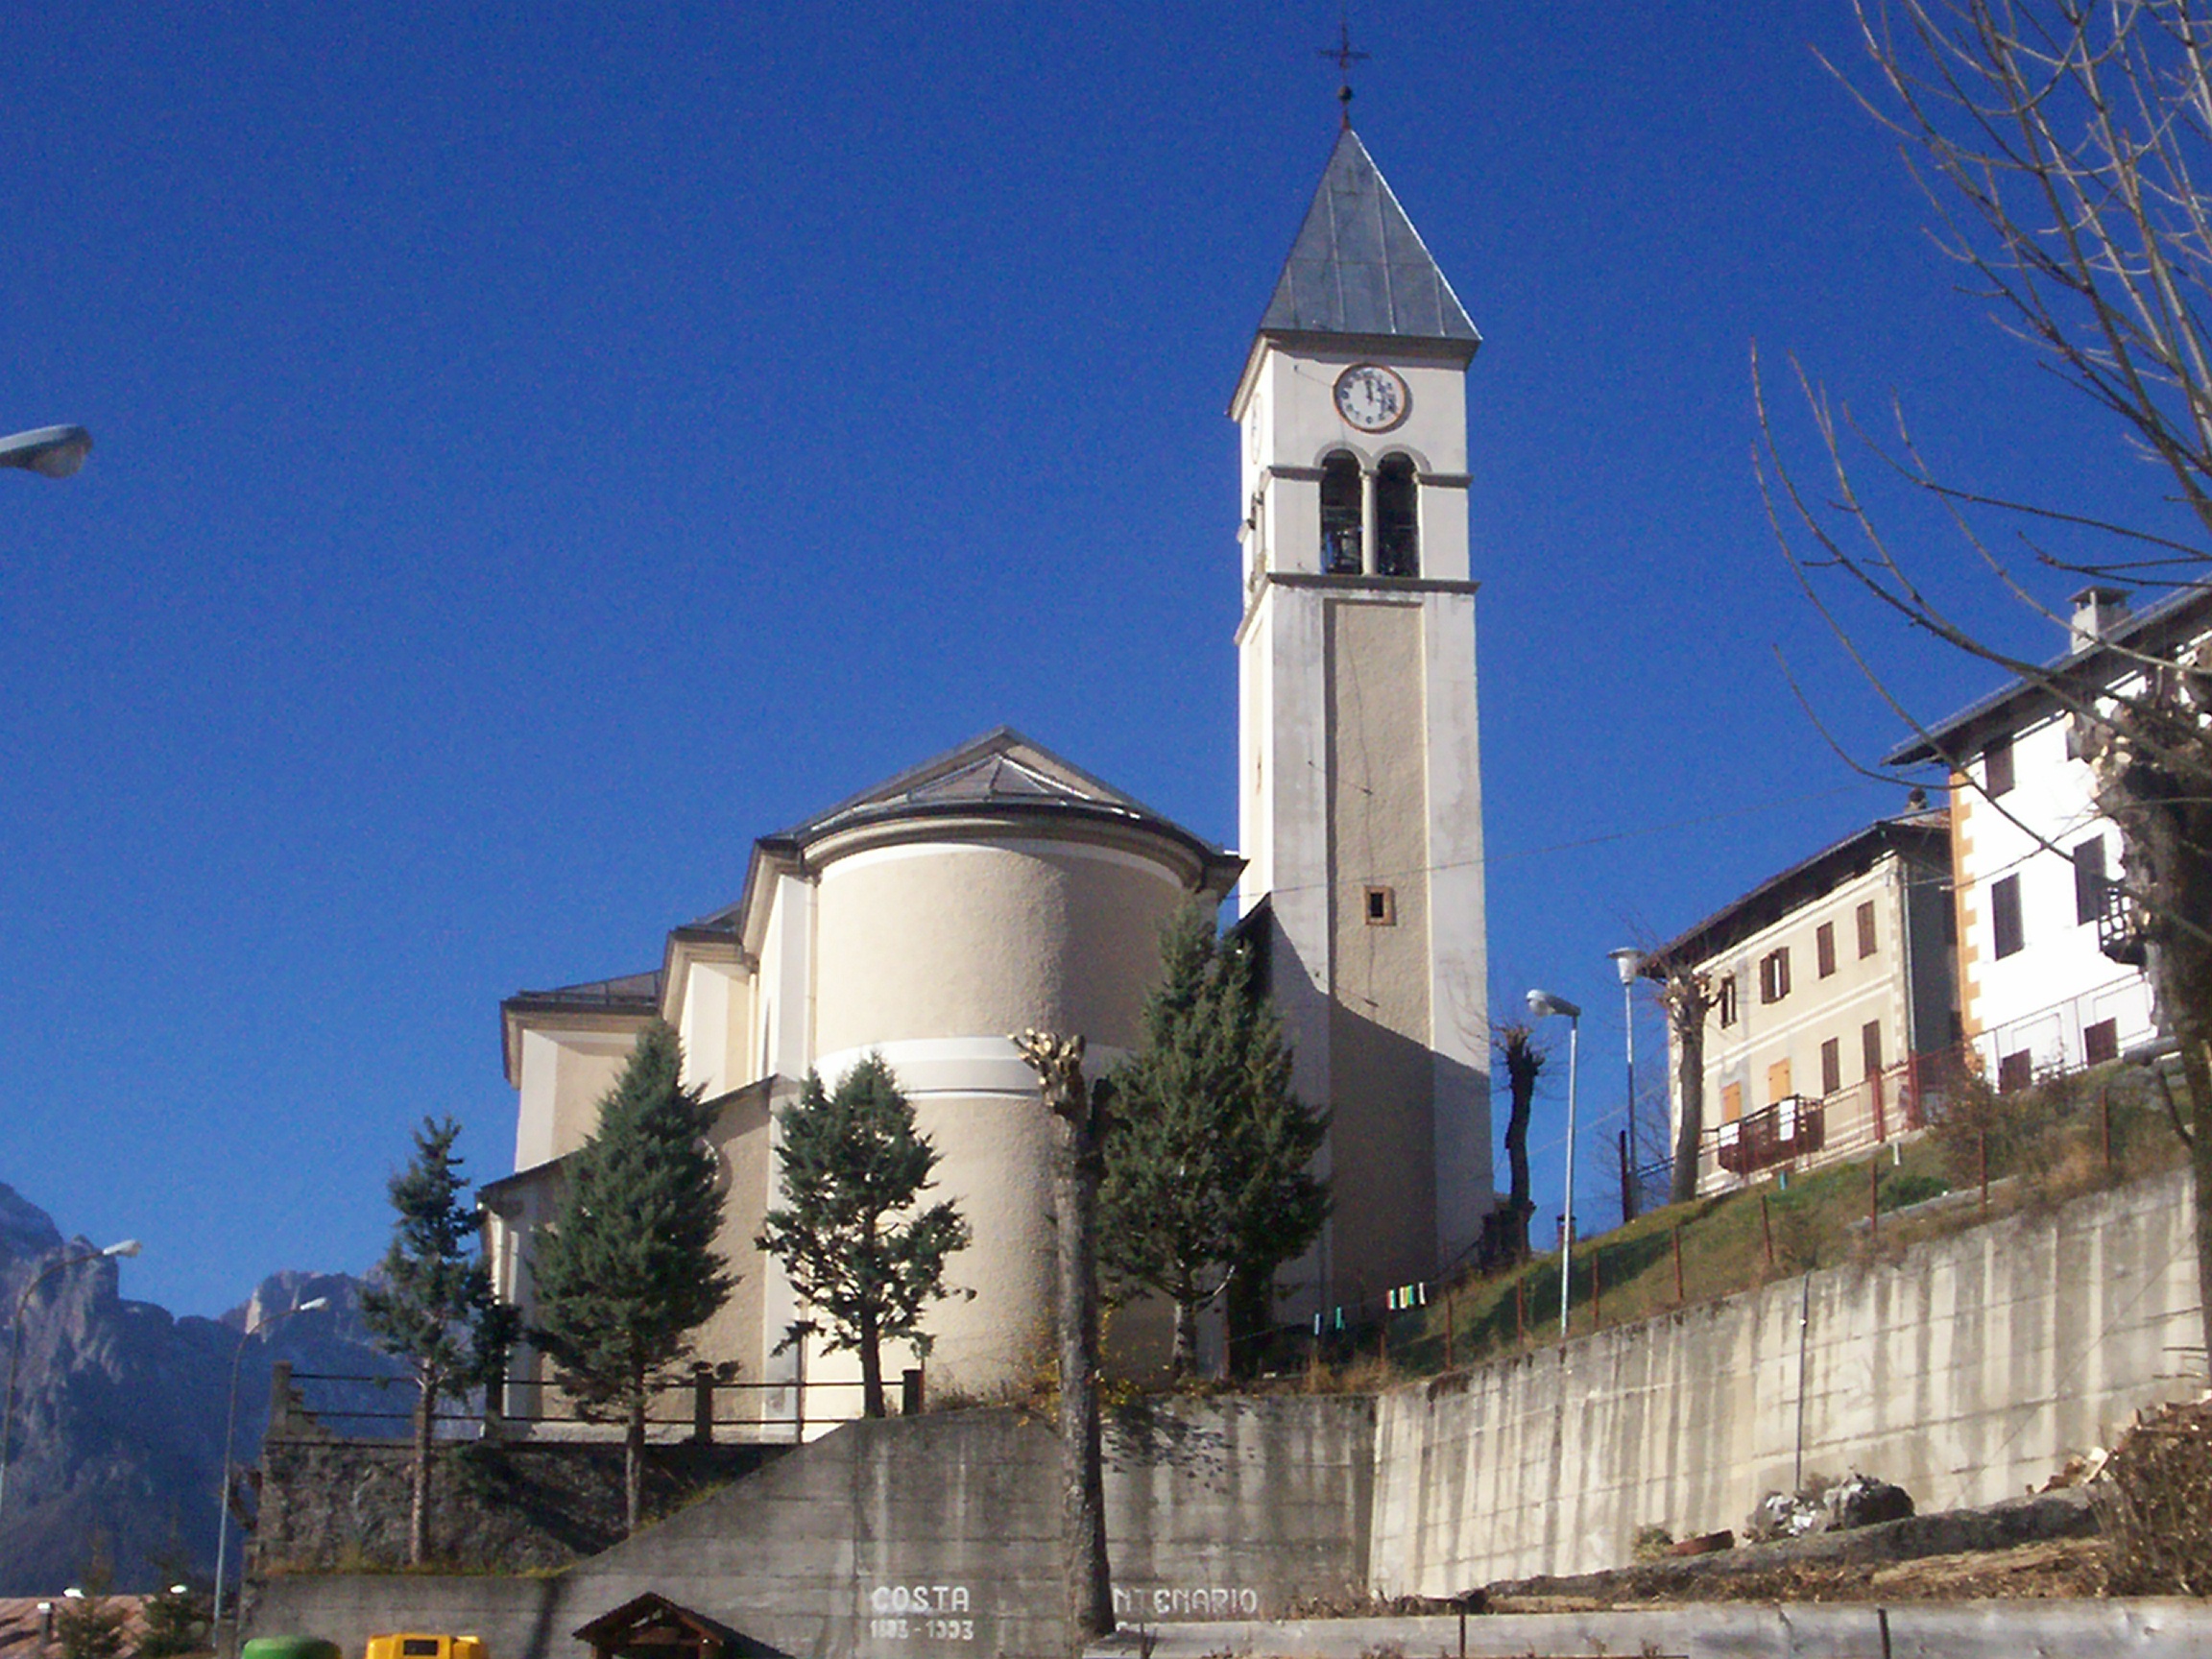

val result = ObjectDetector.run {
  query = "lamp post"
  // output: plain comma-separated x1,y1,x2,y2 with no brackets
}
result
1526,990,1581,1336
0,425,93,479
0,1238,142,1527
1610,948,1647,1221
213,1295,327,1641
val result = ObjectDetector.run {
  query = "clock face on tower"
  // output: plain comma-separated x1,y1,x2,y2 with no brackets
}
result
1333,364,1410,433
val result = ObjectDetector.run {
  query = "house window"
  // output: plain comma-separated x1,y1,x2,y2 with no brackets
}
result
1375,454,1419,577
1758,947,1791,1004
1767,1057,1793,1103
1984,733,2016,797
1718,974,1739,1028
1364,885,1396,926
2083,1019,2120,1065
1320,451,1362,574
1862,1021,1885,1079
1815,921,1837,978
1820,1038,1841,1096
1856,900,1878,958
1721,1081,1743,1123
1997,1048,2033,1093
2073,836,2108,926
1991,874,2025,959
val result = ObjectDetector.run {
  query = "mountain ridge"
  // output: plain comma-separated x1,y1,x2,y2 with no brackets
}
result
0,1182,404,1595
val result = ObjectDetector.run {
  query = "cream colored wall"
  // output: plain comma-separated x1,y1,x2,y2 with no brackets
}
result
1326,598,1436,1300
813,839,1178,1054
690,1086,775,1392
805,833,1190,1397
512,1021,646,1170
675,957,755,1100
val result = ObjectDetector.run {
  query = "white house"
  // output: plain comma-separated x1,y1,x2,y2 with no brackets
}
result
1887,585,2212,1087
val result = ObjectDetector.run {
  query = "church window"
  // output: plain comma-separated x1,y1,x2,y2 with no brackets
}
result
1320,451,1362,574
1364,885,1397,926
1376,454,1420,576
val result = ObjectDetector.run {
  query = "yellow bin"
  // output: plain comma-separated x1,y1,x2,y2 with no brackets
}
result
366,1637,488,1659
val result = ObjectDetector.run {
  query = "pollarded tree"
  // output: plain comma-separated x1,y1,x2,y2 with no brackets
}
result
756,1053,973,1419
358,1116,516,1566
1490,1022,1547,1260
1103,902,1329,1378
529,1021,733,1533
1762,0,2212,1366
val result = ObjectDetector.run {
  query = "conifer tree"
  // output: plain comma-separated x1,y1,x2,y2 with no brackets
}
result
134,1573,211,1659
358,1115,516,1566
529,1021,733,1533
1103,902,1329,1378
757,1053,972,1418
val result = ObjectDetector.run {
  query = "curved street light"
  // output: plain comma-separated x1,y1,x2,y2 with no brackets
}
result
1526,989,1582,1337
0,1238,143,1527
0,425,93,479
212,1295,328,1638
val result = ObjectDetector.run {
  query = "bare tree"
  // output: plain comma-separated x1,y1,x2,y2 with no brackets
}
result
1013,1028,1115,1653
1491,1022,1547,1260
1763,0,2212,1364
1647,959,1718,1207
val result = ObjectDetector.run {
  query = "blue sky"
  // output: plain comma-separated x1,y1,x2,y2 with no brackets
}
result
4,4,2147,1317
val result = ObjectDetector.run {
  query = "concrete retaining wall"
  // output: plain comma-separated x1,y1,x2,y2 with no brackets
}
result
1368,1166,2202,1591
250,1395,1375,1659
250,1173,2204,1657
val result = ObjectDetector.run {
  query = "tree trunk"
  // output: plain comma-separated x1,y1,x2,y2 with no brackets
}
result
1170,1294,1197,1379
1015,1031,1115,1653
623,1381,646,1536
1663,967,1713,1207
860,1310,885,1418
1223,1268,1268,1381
408,1370,433,1566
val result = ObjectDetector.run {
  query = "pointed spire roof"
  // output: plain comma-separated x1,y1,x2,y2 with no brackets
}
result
1258,128,1478,345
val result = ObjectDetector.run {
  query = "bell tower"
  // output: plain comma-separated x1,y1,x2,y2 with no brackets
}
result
1231,126,1491,1313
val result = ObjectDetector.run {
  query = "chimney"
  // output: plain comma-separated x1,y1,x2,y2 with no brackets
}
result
2070,586,2131,651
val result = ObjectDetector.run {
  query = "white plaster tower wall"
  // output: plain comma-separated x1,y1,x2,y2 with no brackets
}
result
1233,127,1493,1308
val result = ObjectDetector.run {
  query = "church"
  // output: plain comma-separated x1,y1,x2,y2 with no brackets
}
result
480,123,1494,1414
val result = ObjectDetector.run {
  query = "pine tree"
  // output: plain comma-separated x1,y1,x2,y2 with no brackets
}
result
1103,902,1329,1378
528,1021,733,1533
358,1116,516,1566
757,1053,972,1418
134,1575,211,1659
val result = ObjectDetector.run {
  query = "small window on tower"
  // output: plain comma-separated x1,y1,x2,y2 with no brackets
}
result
1364,885,1397,926
1376,454,1420,577
1320,451,1362,574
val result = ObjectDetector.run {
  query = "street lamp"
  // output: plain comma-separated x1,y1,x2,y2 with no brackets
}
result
0,425,93,479
1526,989,1582,1336
1610,948,1647,1222
0,1238,142,1527
213,1295,328,1640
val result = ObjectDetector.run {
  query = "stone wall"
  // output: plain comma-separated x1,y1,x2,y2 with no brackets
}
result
1367,1166,2203,1591
255,1437,781,1573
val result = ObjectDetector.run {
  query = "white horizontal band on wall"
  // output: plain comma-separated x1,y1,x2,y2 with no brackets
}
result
815,836,1187,886
813,1035,1131,1099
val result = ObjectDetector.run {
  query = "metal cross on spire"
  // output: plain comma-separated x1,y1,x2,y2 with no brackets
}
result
1318,13,1370,129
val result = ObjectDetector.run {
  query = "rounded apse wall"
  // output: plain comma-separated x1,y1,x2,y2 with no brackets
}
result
808,815,1197,1393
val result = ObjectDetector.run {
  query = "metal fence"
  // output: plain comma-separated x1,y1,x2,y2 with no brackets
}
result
276,1360,911,1446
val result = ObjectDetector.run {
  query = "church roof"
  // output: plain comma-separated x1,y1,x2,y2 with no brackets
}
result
504,967,664,1012
1257,127,1479,344
780,725,1202,845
